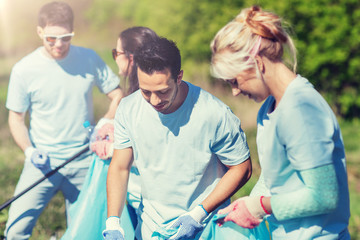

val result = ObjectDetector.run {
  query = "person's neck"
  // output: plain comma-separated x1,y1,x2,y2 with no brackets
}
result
265,61,297,108
170,81,189,113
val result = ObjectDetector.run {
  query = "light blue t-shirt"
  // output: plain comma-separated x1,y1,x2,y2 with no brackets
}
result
6,46,120,168
114,81,250,240
256,75,350,239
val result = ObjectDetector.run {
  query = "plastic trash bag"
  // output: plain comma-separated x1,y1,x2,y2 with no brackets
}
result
199,213,270,240
152,226,180,239
61,155,135,240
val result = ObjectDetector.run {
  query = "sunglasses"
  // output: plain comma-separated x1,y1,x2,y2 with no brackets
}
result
43,32,75,43
112,49,125,60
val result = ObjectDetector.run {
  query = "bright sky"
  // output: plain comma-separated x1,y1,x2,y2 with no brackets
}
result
0,0,10,53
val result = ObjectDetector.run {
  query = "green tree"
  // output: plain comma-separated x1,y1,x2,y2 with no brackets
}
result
87,0,360,119
257,0,360,119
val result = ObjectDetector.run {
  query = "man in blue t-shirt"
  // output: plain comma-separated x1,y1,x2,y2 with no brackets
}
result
4,2,123,239
103,37,252,240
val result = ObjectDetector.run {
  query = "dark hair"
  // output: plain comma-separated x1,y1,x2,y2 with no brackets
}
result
120,27,159,94
38,1,74,31
134,37,181,81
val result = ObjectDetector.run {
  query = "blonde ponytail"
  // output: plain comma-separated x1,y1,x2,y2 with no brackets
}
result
211,5,297,80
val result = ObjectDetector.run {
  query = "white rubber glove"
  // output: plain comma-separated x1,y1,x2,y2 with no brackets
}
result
95,118,114,131
25,146,49,169
102,216,125,240
169,205,208,239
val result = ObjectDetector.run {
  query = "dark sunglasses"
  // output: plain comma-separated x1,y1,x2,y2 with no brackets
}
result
43,33,74,43
112,49,125,60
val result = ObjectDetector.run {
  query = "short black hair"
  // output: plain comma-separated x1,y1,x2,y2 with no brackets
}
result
134,37,181,81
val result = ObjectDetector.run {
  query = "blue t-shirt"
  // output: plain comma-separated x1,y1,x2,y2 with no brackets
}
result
6,46,120,167
256,75,350,239
114,81,250,239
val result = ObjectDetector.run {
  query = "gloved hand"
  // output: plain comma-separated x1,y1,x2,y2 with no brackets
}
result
103,216,125,240
25,146,49,169
91,119,114,159
169,205,208,240
217,196,267,229
90,140,114,160
97,122,114,142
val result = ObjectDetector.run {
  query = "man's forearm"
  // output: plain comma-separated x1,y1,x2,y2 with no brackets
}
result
107,164,129,217
201,158,252,213
8,110,32,152
106,148,133,217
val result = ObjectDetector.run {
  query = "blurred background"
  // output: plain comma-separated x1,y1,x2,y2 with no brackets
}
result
0,0,359,239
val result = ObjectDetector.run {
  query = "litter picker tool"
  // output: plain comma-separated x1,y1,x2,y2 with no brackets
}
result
0,146,89,212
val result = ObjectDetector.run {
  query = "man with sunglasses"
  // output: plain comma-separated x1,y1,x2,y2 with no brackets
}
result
4,1,123,239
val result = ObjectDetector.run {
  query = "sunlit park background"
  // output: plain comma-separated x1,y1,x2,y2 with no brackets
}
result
0,0,360,239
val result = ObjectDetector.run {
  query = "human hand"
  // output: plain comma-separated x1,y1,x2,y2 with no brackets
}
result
97,122,114,142
169,205,208,240
103,216,125,240
217,196,267,229
103,230,125,240
25,146,49,169
91,119,114,159
90,140,114,159
94,118,114,141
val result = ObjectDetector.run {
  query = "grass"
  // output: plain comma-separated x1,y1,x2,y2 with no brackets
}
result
341,119,360,238
0,60,359,239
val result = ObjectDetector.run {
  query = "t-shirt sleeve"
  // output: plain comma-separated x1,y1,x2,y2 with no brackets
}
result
114,101,132,149
6,65,29,113
211,106,250,166
92,53,120,94
278,101,335,170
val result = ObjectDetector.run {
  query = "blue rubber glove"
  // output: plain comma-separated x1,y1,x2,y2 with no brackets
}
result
103,216,125,240
103,230,125,240
25,146,49,169
169,205,208,240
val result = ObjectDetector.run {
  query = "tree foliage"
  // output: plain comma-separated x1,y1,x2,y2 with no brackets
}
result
259,0,360,119
87,0,360,119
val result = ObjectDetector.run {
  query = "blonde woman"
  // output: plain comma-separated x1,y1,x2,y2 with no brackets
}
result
211,6,350,239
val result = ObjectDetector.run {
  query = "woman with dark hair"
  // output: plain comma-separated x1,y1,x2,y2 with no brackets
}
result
115,27,159,95
62,26,158,240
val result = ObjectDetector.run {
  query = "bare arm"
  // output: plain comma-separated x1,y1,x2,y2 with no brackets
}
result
8,110,32,152
201,157,252,213
103,87,124,119
107,147,134,218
